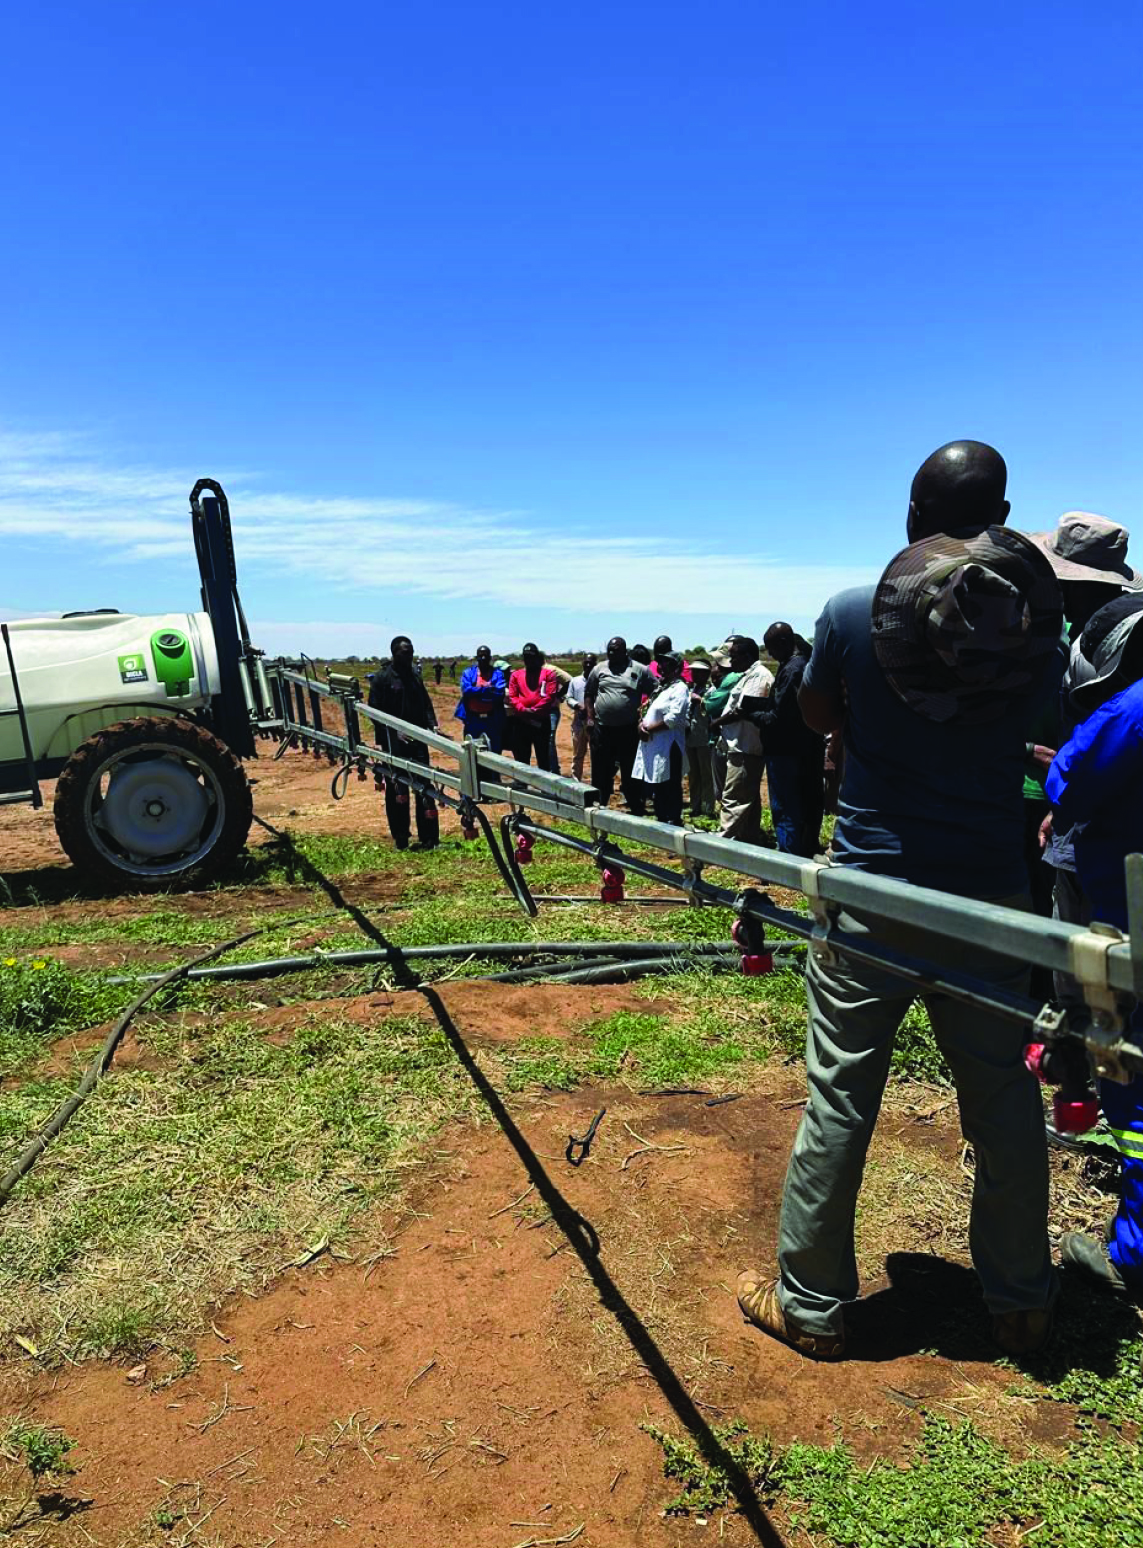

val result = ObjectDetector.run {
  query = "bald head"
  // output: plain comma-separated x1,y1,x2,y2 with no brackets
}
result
907,441,1010,542
764,621,795,663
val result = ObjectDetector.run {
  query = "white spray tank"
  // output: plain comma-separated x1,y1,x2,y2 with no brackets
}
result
0,611,222,769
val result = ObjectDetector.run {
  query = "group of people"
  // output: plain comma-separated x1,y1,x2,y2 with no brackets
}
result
368,438,1143,1357
444,630,828,851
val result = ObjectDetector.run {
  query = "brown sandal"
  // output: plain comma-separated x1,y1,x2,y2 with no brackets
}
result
736,1270,846,1360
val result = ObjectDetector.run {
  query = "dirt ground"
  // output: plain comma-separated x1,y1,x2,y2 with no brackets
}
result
0,1044,1044,1548
0,690,1131,1546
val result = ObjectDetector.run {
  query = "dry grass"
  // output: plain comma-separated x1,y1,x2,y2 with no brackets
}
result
0,1009,479,1361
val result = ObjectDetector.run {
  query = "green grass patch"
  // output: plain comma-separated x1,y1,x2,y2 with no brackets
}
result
645,1413,1143,1547
0,958,122,1077
584,1007,746,1086
499,1035,588,1091
644,964,807,1059
0,1011,477,1359
1018,1282,1143,1426
231,831,405,886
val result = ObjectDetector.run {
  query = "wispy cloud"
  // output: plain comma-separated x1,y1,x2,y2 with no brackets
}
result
0,426,876,620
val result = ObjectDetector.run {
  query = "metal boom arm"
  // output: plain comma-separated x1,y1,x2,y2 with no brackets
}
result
255,661,1143,1083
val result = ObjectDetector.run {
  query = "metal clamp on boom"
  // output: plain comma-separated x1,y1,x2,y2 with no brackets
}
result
682,855,705,907
800,857,838,967
1069,921,1133,1083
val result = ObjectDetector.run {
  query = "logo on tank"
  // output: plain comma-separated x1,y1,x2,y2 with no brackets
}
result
117,653,149,684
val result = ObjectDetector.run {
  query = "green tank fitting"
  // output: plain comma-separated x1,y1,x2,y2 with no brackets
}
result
150,628,194,697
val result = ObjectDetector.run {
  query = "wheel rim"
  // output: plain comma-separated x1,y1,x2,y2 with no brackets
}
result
85,741,226,877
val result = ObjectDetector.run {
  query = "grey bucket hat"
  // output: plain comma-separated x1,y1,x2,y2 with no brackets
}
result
872,526,1063,724
1029,512,1143,590
1070,594,1143,712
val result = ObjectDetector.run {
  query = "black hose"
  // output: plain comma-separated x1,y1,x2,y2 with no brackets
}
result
468,801,535,915
498,810,539,916
553,957,742,985
479,955,635,983
485,956,745,987
480,953,742,985
0,930,258,1212
112,937,785,987
530,894,692,906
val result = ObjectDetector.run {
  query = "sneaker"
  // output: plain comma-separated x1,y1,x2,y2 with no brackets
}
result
992,1305,1055,1357
1060,1231,1127,1291
735,1270,846,1360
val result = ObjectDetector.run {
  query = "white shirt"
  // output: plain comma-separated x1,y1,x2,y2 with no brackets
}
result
632,678,690,785
566,673,588,714
721,660,774,757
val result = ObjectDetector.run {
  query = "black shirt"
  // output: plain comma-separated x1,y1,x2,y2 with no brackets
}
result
368,666,436,749
750,653,821,758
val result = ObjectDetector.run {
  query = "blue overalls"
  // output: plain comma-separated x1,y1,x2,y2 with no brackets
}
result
1048,679,1143,1290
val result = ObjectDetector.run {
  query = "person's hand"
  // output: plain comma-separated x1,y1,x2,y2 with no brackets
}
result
1031,745,1057,771
638,722,650,740
1039,811,1053,851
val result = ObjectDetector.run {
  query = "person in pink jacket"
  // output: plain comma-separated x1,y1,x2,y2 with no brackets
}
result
507,643,562,771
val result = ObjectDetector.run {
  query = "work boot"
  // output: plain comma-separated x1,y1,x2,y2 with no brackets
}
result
1060,1231,1127,1291
735,1270,846,1360
992,1306,1054,1357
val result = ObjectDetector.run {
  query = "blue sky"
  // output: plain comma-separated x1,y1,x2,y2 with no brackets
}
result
1,1,1140,657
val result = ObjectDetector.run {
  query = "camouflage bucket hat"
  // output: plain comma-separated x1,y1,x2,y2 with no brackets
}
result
872,526,1063,724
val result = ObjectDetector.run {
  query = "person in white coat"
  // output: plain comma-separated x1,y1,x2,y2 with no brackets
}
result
633,653,690,824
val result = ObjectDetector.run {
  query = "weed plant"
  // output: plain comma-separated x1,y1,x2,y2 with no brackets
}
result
0,958,121,1076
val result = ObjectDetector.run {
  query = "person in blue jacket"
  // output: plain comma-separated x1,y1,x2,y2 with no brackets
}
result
1046,593,1143,1295
455,645,507,753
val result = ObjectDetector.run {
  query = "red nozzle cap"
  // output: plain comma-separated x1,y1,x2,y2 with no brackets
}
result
601,866,625,887
740,953,774,976
462,824,478,840
600,884,624,903
1023,1042,1047,1081
1052,1091,1101,1135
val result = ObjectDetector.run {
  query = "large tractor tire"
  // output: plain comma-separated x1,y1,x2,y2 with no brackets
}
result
54,717,253,890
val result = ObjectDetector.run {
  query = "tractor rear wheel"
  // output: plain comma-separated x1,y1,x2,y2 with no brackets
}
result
54,717,253,889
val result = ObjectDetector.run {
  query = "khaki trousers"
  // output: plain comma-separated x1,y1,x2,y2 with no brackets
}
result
776,897,1054,1336
719,751,765,844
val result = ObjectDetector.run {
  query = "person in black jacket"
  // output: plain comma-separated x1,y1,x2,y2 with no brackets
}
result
756,622,825,855
368,635,440,850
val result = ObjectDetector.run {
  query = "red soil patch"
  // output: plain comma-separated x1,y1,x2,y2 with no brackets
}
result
251,980,669,1046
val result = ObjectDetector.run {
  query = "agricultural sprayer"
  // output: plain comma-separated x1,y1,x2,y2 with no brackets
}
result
0,481,271,887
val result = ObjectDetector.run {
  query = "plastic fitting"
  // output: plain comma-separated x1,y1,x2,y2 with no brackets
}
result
1052,1091,1101,1135
600,864,625,903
